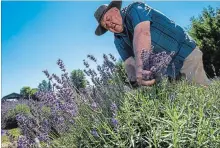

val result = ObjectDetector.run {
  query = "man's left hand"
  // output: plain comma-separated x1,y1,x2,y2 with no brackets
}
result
136,69,156,86
141,70,156,86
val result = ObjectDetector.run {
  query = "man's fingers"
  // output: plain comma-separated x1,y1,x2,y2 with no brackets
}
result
142,70,152,75
141,79,156,86
136,77,142,85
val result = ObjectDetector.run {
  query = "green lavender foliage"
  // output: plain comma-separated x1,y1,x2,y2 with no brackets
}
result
53,67,220,148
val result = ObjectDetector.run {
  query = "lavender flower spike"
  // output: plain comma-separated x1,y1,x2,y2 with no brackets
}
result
111,118,119,127
91,129,99,138
110,102,117,113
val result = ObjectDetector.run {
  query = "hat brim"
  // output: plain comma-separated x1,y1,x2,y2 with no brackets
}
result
95,0,122,36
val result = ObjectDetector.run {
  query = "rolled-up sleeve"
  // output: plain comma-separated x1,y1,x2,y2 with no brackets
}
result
128,2,152,29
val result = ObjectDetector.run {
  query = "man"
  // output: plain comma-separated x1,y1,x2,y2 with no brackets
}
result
94,0,210,86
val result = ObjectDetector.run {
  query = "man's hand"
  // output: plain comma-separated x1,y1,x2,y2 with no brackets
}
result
136,67,155,86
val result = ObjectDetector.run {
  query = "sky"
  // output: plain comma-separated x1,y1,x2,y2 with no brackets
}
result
1,1,220,97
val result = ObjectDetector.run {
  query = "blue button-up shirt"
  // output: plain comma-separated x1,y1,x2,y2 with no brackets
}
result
114,2,196,78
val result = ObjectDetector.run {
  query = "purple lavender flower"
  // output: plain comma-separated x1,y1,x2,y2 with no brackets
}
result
42,70,50,79
83,60,90,68
49,76,52,81
87,54,97,62
141,50,175,80
109,53,116,62
84,69,90,76
69,119,75,124
111,118,118,127
91,102,98,110
52,73,62,84
38,133,49,142
103,54,108,61
91,129,99,138
17,136,30,148
42,119,50,132
97,65,102,72
110,103,117,115
57,59,66,72
169,92,176,102
1,130,5,135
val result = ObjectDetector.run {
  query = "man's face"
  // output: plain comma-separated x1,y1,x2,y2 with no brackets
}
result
101,7,123,33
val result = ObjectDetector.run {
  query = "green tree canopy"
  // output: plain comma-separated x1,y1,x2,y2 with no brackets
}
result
20,87,38,100
70,69,87,90
38,80,52,92
188,6,220,77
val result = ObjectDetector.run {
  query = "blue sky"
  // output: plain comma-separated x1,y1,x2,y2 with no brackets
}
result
1,1,220,97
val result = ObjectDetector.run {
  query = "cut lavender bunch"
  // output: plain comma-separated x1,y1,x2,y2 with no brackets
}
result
141,49,175,80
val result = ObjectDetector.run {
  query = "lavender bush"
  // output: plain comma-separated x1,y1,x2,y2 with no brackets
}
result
24,54,129,147
14,56,123,147
15,59,83,147
82,54,129,117
1,99,31,129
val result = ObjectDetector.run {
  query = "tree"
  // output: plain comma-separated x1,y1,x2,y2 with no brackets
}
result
38,80,52,92
70,69,87,90
188,6,220,78
48,81,52,91
20,87,38,100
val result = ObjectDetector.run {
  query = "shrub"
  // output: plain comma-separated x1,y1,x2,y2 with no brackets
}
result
70,69,87,91
16,59,80,147
188,6,220,78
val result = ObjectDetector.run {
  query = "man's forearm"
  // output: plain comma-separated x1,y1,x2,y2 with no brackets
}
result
133,21,152,84
133,29,151,68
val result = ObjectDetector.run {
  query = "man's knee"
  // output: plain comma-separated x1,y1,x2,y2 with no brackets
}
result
125,57,135,66
194,47,203,59
124,57,136,82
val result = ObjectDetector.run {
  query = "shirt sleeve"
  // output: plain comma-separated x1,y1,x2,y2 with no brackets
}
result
114,36,134,61
128,2,152,29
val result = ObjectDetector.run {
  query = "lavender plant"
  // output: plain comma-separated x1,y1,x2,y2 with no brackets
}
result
82,53,129,118
1,99,31,129
14,59,81,147
47,54,130,147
